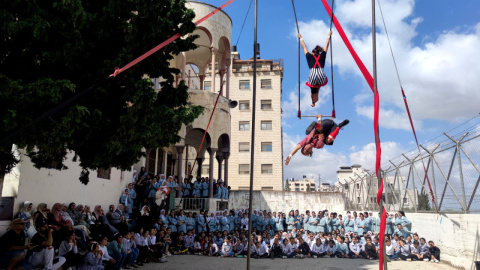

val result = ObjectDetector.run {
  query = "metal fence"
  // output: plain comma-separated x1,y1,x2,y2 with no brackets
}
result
181,198,209,211
340,116,480,213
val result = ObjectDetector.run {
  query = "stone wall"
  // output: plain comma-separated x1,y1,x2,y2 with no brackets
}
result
405,213,480,270
229,191,345,213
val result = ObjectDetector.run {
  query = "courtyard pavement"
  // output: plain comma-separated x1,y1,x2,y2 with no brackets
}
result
142,254,458,270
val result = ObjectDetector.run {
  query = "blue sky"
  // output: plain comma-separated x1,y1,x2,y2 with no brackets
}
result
198,0,480,184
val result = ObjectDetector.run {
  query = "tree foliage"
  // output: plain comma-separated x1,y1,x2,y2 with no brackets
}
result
417,191,431,211
0,0,203,184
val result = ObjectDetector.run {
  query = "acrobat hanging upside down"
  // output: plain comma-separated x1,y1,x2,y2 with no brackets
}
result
285,115,349,165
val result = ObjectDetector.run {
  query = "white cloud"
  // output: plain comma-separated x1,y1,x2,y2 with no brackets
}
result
296,0,480,128
282,85,331,118
283,132,348,183
349,141,406,170
356,105,423,131
283,133,406,184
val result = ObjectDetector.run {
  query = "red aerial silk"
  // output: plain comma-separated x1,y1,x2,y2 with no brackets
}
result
320,0,386,269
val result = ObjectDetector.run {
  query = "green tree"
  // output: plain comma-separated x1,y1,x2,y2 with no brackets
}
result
417,191,431,211
306,183,311,192
284,180,291,191
0,0,202,183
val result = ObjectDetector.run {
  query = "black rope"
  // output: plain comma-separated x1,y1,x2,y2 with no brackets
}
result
235,0,254,47
329,0,336,118
377,0,402,87
291,0,301,118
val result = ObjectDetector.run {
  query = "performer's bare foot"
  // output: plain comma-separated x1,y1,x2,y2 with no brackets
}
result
311,103,316,107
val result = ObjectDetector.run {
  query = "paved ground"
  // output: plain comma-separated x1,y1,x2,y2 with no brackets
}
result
143,255,458,270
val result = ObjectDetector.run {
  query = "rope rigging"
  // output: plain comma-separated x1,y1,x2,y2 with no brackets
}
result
234,0,254,47
290,0,301,119
291,0,336,119
377,0,437,212
329,0,336,118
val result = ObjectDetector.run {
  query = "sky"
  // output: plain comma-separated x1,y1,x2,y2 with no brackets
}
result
198,0,480,185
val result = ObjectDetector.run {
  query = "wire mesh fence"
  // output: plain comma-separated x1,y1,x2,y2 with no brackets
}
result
340,115,480,214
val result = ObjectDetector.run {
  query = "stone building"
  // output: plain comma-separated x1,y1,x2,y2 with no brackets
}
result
0,1,234,232
211,51,284,191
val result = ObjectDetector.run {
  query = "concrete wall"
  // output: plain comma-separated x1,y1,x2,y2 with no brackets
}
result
2,150,130,220
229,191,345,213
405,213,480,270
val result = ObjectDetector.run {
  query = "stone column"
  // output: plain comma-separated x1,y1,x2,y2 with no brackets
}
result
216,155,224,181
210,47,217,93
162,150,167,174
175,145,185,198
181,52,186,82
199,74,205,90
223,152,230,187
226,61,231,98
207,147,217,198
196,157,204,177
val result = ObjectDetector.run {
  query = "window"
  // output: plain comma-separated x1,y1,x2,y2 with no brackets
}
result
261,187,274,190
261,100,272,110
261,164,273,174
97,168,111,180
204,81,211,91
239,100,250,111
295,188,300,192
403,197,409,205
239,142,250,152
261,121,272,130
344,184,349,190
261,142,272,152
239,121,250,131
239,187,250,190
239,80,250,90
295,183,300,186
356,183,360,190
357,197,361,203
239,164,250,175
202,165,210,175
261,79,272,89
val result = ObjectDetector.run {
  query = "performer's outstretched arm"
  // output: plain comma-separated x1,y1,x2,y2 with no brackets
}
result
285,144,302,165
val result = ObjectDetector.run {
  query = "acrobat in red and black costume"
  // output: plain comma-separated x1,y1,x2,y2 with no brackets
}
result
298,31,331,107
285,115,349,165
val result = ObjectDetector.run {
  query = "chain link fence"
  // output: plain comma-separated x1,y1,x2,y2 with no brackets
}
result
340,115,480,213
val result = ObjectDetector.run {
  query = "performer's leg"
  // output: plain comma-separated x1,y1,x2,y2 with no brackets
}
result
310,88,319,107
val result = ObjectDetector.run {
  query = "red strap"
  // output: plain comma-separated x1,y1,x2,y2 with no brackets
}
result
110,0,235,77
320,1,383,269
312,54,321,68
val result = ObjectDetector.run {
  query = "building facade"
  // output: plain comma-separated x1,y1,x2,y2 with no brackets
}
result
213,52,284,191
286,178,316,192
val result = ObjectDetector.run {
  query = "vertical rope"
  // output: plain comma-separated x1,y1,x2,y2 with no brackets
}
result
329,0,336,118
291,0,301,119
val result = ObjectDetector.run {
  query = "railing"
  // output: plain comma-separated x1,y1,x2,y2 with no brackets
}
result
340,116,480,213
232,59,284,73
181,198,209,211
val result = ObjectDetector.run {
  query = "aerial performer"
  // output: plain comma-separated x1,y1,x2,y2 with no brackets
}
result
298,31,331,107
285,115,349,165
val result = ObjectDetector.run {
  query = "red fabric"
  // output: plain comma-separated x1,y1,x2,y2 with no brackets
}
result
320,0,374,93
328,127,339,141
110,0,235,77
402,88,437,211
313,54,321,68
320,1,385,269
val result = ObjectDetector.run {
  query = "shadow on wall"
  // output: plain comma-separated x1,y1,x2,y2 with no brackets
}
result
472,224,480,270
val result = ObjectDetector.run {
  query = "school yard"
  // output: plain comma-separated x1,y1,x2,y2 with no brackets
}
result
148,255,459,270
